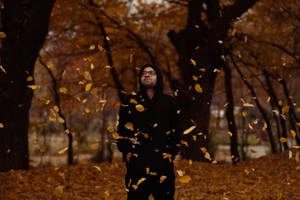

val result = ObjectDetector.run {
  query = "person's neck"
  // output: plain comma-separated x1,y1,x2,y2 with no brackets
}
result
146,88,155,99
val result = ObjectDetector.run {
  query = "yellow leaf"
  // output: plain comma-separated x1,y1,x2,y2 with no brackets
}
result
94,166,102,172
190,59,196,66
130,98,138,104
262,122,267,131
290,129,296,138
125,122,134,131
59,87,68,94
281,106,290,114
0,32,7,38
112,132,120,139
183,125,196,135
280,137,288,143
149,172,157,176
227,131,232,137
204,152,212,160
89,44,95,50
177,170,184,176
242,111,247,117
85,108,91,113
0,123,4,128
58,147,68,154
243,103,255,107
192,75,198,81
27,85,38,90
221,55,226,61
26,76,33,81
179,175,191,183
192,135,197,141
153,123,158,127
199,68,206,72
98,44,103,51
83,71,92,81
194,84,203,93
200,147,207,153
57,117,65,123
297,122,300,127
135,104,144,112
107,125,114,133
88,88,97,96
85,83,93,91
160,176,167,183
0,65,6,74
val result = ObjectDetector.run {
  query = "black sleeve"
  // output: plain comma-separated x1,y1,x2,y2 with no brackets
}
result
165,96,181,157
116,96,134,155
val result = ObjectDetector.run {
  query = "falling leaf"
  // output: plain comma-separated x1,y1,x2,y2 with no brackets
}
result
0,65,6,74
89,44,95,50
153,123,158,127
297,122,300,127
242,112,247,117
213,68,221,73
85,108,91,113
0,32,7,38
59,87,68,94
181,140,189,147
290,129,296,138
227,131,232,137
58,147,68,154
90,88,98,95
125,122,134,131
192,135,197,141
98,44,103,51
243,103,254,107
26,76,33,81
85,83,93,91
130,98,138,104
27,85,38,90
57,117,65,123
266,96,271,102
83,71,92,81
199,68,206,72
280,137,288,143
248,123,253,129
192,75,198,81
204,152,212,160
160,176,167,183
0,123,4,128
200,147,207,153
94,165,102,172
194,84,203,93
183,125,196,135
135,104,144,112
107,125,114,133
262,122,267,131
177,170,184,176
289,150,293,159
221,55,226,61
190,59,196,66
179,175,191,183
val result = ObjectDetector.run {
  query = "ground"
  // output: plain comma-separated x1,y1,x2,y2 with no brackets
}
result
1,152,300,200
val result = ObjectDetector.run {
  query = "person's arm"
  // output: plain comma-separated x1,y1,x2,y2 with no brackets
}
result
165,97,181,158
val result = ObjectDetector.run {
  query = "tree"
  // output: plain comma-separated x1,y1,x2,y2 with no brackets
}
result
0,0,55,172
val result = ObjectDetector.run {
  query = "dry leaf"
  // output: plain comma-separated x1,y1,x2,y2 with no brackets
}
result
183,125,196,135
190,59,196,66
135,104,144,112
179,175,191,183
83,71,92,81
194,84,203,93
59,87,68,94
280,137,288,143
85,83,93,91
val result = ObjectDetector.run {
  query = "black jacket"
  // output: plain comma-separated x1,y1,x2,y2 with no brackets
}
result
117,65,181,175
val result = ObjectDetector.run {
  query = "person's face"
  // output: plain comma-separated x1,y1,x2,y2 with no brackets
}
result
141,67,157,88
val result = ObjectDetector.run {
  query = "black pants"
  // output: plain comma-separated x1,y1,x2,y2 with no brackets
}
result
125,173,175,200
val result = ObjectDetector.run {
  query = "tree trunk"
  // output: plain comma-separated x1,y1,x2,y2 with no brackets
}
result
263,70,288,150
167,0,258,161
231,56,277,153
0,0,55,172
223,63,239,164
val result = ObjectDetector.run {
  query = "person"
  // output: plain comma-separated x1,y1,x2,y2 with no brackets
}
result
116,64,181,200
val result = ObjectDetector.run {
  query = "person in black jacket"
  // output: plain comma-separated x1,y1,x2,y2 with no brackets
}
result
117,64,181,200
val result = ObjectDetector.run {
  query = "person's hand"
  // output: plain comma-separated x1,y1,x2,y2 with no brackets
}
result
126,152,132,162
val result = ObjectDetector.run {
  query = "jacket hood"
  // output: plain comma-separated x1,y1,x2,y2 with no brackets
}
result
138,64,163,98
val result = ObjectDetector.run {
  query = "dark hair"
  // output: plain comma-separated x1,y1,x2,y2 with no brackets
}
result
138,64,163,97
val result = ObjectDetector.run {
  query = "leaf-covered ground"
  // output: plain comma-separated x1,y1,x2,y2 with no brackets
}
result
1,152,300,200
